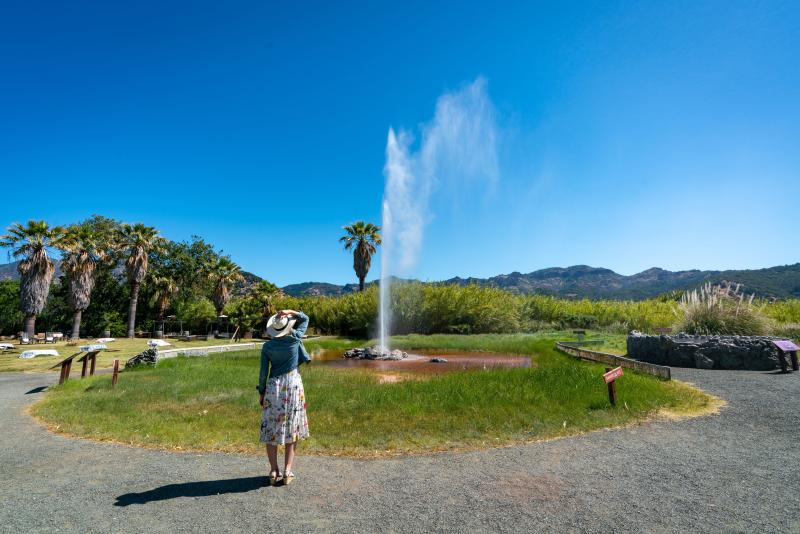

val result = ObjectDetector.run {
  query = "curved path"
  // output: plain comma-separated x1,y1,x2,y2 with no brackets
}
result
1,368,798,533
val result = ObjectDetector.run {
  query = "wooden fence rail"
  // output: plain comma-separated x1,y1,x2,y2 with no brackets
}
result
555,341,671,380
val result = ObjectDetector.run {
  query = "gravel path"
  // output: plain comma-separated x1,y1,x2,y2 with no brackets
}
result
1,368,798,533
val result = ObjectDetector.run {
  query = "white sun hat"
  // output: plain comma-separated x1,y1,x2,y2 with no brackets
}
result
266,313,297,338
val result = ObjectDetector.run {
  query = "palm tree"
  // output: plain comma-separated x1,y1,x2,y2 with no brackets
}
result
0,221,64,338
117,223,165,338
340,221,382,291
56,223,110,340
208,256,243,318
250,279,284,318
149,275,178,335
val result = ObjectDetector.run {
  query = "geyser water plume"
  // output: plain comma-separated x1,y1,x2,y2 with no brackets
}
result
379,78,499,350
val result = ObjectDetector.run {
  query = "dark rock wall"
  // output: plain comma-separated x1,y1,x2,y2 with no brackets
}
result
627,331,782,371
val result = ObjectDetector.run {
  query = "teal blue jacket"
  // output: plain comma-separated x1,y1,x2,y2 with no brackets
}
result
257,312,309,394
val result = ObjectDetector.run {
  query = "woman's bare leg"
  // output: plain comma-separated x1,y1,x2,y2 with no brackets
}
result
284,441,296,474
266,444,279,475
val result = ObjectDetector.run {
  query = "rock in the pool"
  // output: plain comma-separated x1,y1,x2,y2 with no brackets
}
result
343,346,408,361
430,357,448,363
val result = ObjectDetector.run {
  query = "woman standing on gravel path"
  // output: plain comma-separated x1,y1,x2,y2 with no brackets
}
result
257,309,311,486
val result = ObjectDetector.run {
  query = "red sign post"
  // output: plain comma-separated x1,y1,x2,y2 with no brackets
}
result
603,366,623,406
604,366,624,384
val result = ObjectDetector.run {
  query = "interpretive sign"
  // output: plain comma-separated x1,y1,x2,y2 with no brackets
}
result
603,366,624,384
773,340,799,373
773,340,799,352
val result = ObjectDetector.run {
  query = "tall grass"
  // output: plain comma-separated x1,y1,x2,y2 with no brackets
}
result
273,283,800,338
675,282,772,336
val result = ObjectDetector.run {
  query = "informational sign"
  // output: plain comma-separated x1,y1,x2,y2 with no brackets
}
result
80,344,108,352
603,366,624,384
773,340,800,352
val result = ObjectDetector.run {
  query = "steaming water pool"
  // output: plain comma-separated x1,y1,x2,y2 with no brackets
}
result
312,349,532,374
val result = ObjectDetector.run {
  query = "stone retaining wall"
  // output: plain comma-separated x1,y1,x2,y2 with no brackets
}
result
627,331,781,371
158,342,263,359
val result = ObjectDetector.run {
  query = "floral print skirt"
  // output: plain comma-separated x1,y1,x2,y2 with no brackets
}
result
260,369,309,445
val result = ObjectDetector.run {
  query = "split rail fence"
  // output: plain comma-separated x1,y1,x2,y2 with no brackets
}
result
555,341,671,380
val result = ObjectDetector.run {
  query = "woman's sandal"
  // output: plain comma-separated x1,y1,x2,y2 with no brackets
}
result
269,471,282,486
282,471,295,486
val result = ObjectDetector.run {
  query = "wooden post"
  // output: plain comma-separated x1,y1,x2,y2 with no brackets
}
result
89,353,97,376
606,367,617,406
779,352,789,374
59,363,67,385
112,359,120,388
81,356,88,378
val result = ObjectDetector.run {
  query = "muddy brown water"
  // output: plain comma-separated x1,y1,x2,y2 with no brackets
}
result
312,349,532,374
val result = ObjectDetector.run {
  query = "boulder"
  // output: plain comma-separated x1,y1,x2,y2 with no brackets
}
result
343,346,408,361
694,353,714,369
126,347,159,367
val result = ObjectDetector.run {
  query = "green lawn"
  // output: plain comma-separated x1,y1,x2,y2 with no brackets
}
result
0,337,267,373
31,333,716,457
388,331,629,355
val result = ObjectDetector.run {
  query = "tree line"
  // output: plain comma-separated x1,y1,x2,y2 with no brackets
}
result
0,216,382,340
0,216,283,339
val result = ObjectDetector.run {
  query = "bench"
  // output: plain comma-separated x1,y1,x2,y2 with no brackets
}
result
655,327,673,335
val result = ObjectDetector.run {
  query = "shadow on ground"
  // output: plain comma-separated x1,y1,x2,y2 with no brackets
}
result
114,476,267,506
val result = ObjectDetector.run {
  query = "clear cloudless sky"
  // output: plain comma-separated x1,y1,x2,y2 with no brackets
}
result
1,1,798,286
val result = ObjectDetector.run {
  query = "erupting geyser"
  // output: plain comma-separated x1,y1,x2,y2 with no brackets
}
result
376,78,499,354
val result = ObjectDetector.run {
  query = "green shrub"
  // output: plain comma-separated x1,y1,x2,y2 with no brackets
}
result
101,311,127,337
559,313,599,329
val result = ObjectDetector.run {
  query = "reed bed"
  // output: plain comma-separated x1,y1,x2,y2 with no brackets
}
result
273,283,800,338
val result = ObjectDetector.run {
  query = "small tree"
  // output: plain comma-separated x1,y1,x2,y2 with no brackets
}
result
149,276,179,334
208,256,243,318
250,279,284,326
226,297,262,339
340,221,381,291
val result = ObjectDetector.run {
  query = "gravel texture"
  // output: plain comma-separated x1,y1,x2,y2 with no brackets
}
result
0,368,798,533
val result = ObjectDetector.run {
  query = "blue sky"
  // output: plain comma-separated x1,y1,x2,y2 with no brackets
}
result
1,1,798,286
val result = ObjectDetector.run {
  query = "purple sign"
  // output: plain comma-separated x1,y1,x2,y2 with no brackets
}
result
773,340,800,352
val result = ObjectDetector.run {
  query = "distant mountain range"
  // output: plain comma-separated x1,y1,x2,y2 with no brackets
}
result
0,260,64,281
282,263,800,300
3,260,798,300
